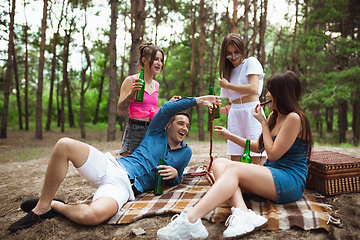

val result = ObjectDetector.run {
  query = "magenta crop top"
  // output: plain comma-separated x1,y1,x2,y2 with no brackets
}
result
128,76,160,120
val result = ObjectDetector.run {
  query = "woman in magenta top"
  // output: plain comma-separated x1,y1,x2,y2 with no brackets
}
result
117,42,164,157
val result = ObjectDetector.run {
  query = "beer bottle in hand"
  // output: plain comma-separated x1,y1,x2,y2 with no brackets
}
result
210,87,220,118
240,139,252,163
154,158,164,195
134,68,145,102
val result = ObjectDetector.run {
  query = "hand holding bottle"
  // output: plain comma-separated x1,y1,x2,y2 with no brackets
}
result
134,68,145,102
157,165,178,180
210,87,220,118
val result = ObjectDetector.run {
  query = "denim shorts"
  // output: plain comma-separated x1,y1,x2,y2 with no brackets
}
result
268,167,305,204
119,118,150,155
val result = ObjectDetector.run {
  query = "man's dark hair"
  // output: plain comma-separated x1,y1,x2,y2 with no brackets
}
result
168,112,190,125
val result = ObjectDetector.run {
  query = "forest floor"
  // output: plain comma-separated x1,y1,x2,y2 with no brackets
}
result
0,129,359,240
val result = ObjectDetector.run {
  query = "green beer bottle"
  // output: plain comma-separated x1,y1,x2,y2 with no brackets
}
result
134,68,145,102
240,139,252,163
209,87,220,118
154,158,164,196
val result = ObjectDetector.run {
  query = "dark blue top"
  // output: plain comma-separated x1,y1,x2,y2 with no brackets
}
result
117,97,197,193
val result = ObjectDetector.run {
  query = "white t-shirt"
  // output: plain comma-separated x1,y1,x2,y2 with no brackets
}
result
220,57,264,102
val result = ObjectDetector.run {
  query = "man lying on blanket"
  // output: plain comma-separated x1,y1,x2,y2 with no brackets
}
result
8,96,220,232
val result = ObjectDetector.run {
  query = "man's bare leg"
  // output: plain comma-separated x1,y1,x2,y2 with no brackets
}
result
32,138,91,216
51,196,118,225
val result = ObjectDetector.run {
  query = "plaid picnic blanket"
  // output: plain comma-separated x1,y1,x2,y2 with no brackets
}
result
107,167,336,231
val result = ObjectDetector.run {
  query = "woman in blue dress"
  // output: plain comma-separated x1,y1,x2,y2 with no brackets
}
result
157,70,313,240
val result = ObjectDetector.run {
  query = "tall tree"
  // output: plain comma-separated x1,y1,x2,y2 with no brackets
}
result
107,0,118,141
226,0,239,33
188,0,195,127
60,24,72,132
258,0,267,65
12,39,23,130
1,0,15,138
243,0,250,57
198,0,205,141
250,0,257,56
45,0,65,131
24,24,29,130
80,1,92,139
128,0,145,75
291,0,299,72
35,0,48,139
208,1,218,131
161,41,172,100
93,59,107,125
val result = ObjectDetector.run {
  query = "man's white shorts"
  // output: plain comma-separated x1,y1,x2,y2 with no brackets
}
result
77,145,135,211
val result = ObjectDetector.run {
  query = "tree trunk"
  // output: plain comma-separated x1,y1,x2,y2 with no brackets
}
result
24,24,29,130
93,60,107,125
353,90,360,146
154,0,159,45
250,0,257,57
208,1,218,131
325,106,334,132
270,29,282,75
66,68,75,128
119,4,128,134
57,78,61,127
1,0,15,138
35,0,48,140
12,44,23,130
45,32,59,131
107,0,118,141
162,42,171,100
338,100,347,143
291,0,299,71
129,0,145,75
60,31,69,133
188,0,195,128
243,0,250,57
80,2,92,139
45,0,64,131
198,0,205,141
259,0,267,65
226,0,238,33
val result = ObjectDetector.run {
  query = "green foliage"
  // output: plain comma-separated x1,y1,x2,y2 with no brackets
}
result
1,0,359,147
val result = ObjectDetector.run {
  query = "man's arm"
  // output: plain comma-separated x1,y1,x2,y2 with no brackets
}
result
148,96,220,134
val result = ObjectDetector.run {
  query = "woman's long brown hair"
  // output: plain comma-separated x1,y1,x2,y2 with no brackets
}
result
258,70,313,159
218,33,245,80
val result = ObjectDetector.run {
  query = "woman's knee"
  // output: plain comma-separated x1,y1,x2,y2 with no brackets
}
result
213,158,231,178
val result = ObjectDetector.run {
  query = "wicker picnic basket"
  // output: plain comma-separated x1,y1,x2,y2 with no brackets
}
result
306,151,360,196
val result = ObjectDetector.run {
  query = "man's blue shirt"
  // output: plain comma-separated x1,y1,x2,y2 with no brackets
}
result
117,97,198,193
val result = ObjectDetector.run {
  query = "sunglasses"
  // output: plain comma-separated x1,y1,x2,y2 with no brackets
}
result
226,54,241,60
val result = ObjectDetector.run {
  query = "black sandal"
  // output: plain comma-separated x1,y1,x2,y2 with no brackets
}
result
20,198,65,212
8,210,55,232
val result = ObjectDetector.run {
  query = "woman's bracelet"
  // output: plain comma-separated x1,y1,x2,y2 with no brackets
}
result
224,106,229,114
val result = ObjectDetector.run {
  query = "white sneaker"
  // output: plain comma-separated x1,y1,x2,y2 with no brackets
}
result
157,211,209,240
223,207,268,238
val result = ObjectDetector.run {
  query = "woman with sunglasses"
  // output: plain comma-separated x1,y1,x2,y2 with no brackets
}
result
217,33,265,164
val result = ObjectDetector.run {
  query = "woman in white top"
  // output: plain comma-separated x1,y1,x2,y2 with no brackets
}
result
218,33,265,164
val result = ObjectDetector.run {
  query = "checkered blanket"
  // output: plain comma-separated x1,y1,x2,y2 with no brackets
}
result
107,167,336,231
